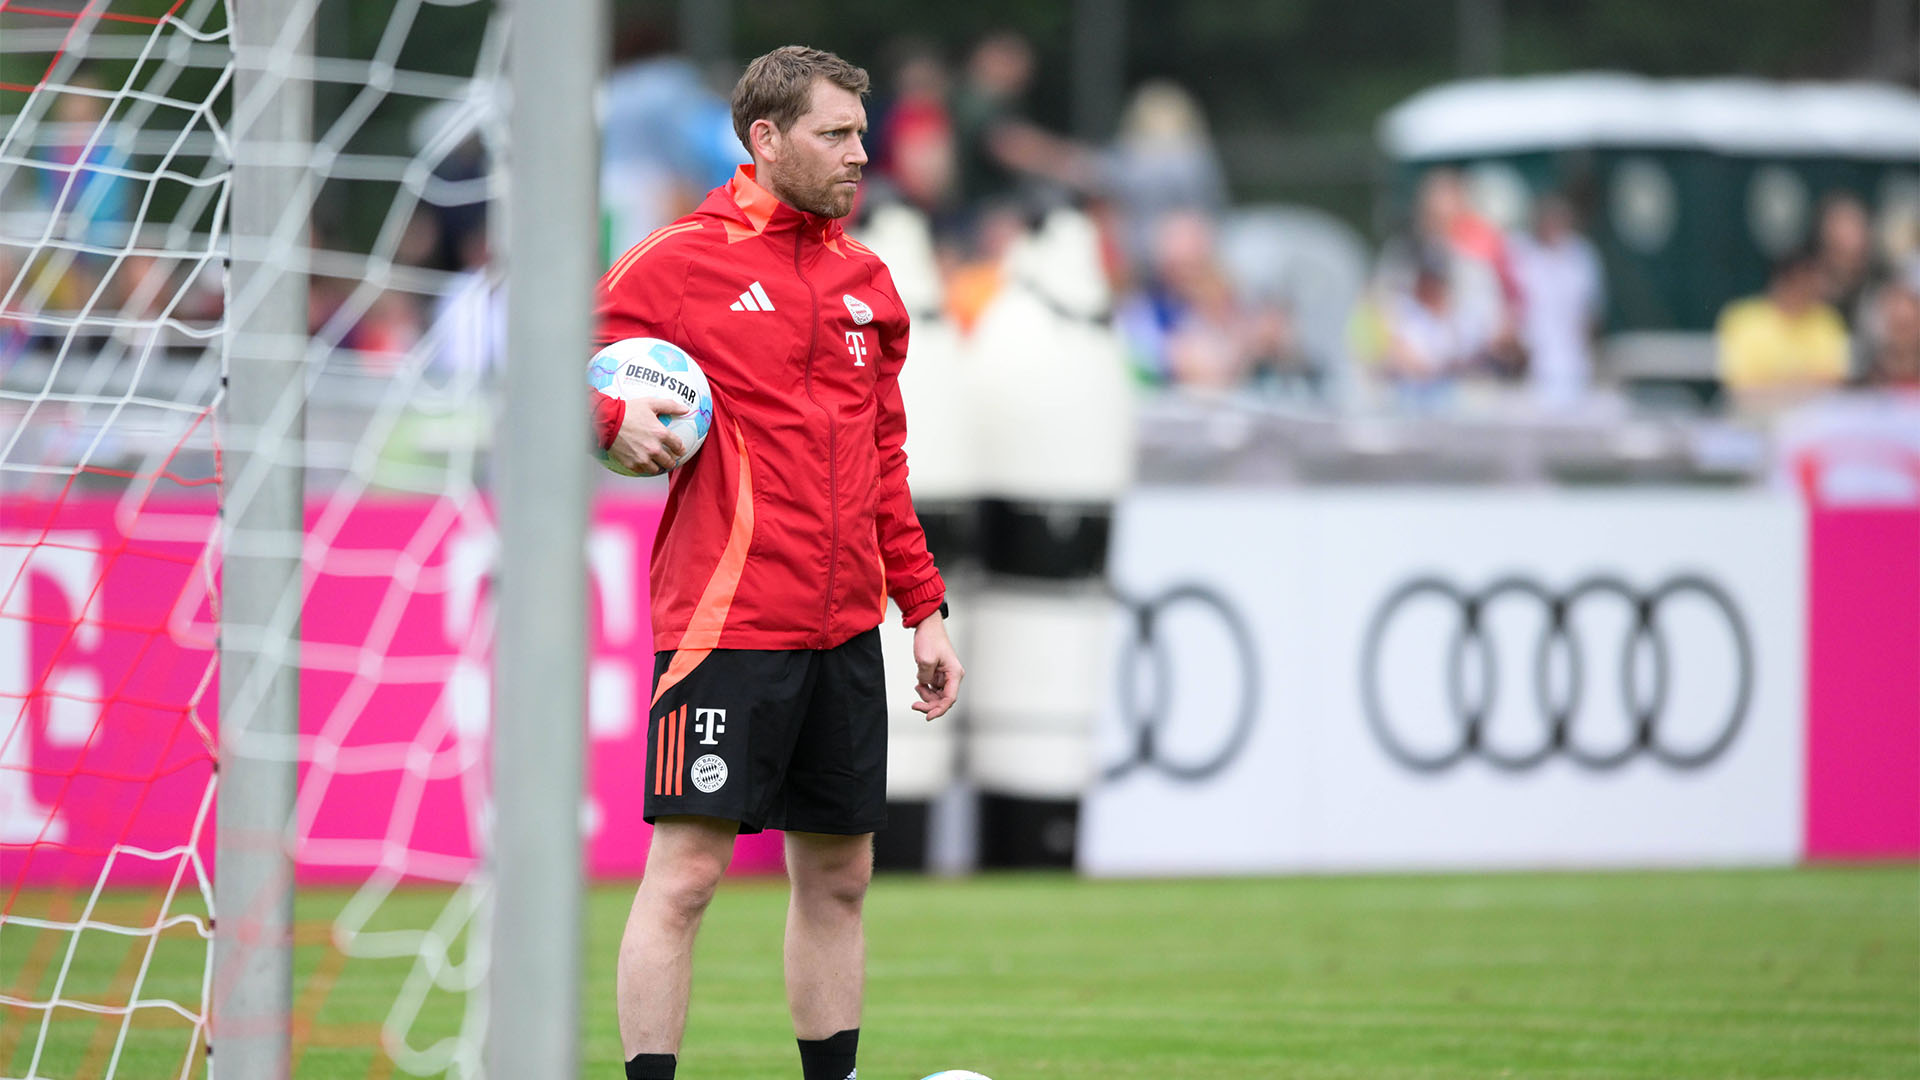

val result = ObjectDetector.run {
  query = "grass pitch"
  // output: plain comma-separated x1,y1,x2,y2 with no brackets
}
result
3,866,1915,1078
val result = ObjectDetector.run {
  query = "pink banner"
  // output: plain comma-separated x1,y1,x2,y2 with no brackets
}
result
1804,504,1920,860
1,491,783,890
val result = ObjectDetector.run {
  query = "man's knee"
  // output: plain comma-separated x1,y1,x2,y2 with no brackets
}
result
788,833,872,911
639,817,736,929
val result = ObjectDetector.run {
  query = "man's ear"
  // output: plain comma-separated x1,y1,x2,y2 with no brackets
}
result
749,118,780,164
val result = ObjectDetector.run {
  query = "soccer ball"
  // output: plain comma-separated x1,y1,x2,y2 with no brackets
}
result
919,1073,993,1080
588,337,713,476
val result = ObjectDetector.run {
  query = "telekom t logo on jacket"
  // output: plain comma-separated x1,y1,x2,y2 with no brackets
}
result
845,331,868,367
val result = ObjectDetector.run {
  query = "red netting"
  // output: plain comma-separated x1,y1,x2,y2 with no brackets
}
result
0,1,190,96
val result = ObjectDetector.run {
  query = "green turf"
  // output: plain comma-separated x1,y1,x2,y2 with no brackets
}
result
3,867,1916,1078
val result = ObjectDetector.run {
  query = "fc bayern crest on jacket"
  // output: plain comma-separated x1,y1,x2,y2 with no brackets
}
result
843,293,873,325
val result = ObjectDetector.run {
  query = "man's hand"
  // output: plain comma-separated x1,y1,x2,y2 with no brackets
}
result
608,395,691,476
910,611,964,721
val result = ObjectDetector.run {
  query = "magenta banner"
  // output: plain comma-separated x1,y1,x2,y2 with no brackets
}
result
1804,504,1920,860
1,491,783,890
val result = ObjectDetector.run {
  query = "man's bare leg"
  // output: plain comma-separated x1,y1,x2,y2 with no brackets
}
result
617,816,737,1059
783,831,872,1043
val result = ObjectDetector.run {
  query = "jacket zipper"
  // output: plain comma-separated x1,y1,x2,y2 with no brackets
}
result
796,227,835,642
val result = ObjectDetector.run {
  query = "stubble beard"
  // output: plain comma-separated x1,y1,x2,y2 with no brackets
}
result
771,158,857,219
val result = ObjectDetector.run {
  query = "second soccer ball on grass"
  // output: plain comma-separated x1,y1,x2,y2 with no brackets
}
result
588,336,714,475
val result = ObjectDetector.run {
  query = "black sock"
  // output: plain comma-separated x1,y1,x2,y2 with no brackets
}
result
796,1027,859,1080
625,1052,676,1080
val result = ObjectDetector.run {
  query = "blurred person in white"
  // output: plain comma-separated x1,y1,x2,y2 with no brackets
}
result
1716,246,1850,414
1414,167,1522,372
1509,192,1604,410
1102,80,1228,269
1377,242,1499,409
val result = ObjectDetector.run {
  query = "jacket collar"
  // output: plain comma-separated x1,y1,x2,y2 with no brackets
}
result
707,164,848,247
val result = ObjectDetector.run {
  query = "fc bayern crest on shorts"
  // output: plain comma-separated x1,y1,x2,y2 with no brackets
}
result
690,754,728,793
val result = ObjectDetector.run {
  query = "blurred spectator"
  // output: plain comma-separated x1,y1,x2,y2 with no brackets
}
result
1240,298,1312,395
872,44,959,223
1416,167,1519,321
0,246,26,364
1716,246,1850,409
1384,167,1521,382
426,140,487,273
1509,192,1605,409
1375,242,1500,406
948,32,1093,207
347,291,423,371
397,208,442,271
1861,280,1920,388
430,225,501,382
1116,210,1307,391
941,203,1026,333
1815,191,1875,328
1117,210,1231,385
600,22,745,252
39,77,130,251
1102,80,1227,267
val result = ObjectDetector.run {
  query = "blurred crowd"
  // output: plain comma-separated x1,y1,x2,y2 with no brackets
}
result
1354,167,1919,416
593,31,1920,423
599,31,1314,399
1715,193,1920,406
6,34,1917,433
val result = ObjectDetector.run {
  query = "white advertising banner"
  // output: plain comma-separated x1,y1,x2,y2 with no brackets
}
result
1081,489,1806,875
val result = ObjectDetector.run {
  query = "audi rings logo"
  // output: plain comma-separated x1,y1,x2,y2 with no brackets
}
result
1360,574,1754,773
1104,584,1260,784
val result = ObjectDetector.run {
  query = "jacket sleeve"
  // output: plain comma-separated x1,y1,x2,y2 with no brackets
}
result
872,272,947,627
590,228,693,451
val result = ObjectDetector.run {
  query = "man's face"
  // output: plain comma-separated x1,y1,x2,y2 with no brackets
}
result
761,79,867,219
756,79,871,219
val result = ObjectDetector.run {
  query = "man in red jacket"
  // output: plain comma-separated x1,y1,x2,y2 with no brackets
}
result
593,46,964,1080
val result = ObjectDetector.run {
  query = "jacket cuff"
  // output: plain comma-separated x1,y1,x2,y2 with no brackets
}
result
896,572,947,628
591,390,626,451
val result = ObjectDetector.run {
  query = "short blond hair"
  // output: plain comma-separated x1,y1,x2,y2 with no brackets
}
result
731,46,870,153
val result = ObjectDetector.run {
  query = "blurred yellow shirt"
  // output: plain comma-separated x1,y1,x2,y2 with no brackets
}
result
1715,297,1850,390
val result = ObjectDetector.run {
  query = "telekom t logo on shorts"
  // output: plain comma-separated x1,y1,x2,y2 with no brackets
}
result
845,331,867,367
694,708,727,745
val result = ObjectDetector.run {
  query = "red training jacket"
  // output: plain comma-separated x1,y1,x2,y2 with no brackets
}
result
593,165,947,661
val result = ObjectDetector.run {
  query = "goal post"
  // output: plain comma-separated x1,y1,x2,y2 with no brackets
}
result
2,0,604,1073
211,0,309,1073
489,0,600,1075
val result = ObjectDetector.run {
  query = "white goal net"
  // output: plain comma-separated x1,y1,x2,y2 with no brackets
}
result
0,0,515,1075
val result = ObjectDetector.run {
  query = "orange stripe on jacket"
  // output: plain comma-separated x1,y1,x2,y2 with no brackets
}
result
612,220,699,279
728,167,781,234
651,421,756,706
607,221,702,289
652,648,709,710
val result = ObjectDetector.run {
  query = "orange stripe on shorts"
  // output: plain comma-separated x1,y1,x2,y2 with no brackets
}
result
674,704,688,796
653,712,666,795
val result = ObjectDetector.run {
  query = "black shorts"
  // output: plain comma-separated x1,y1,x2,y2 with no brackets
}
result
644,628,887,835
